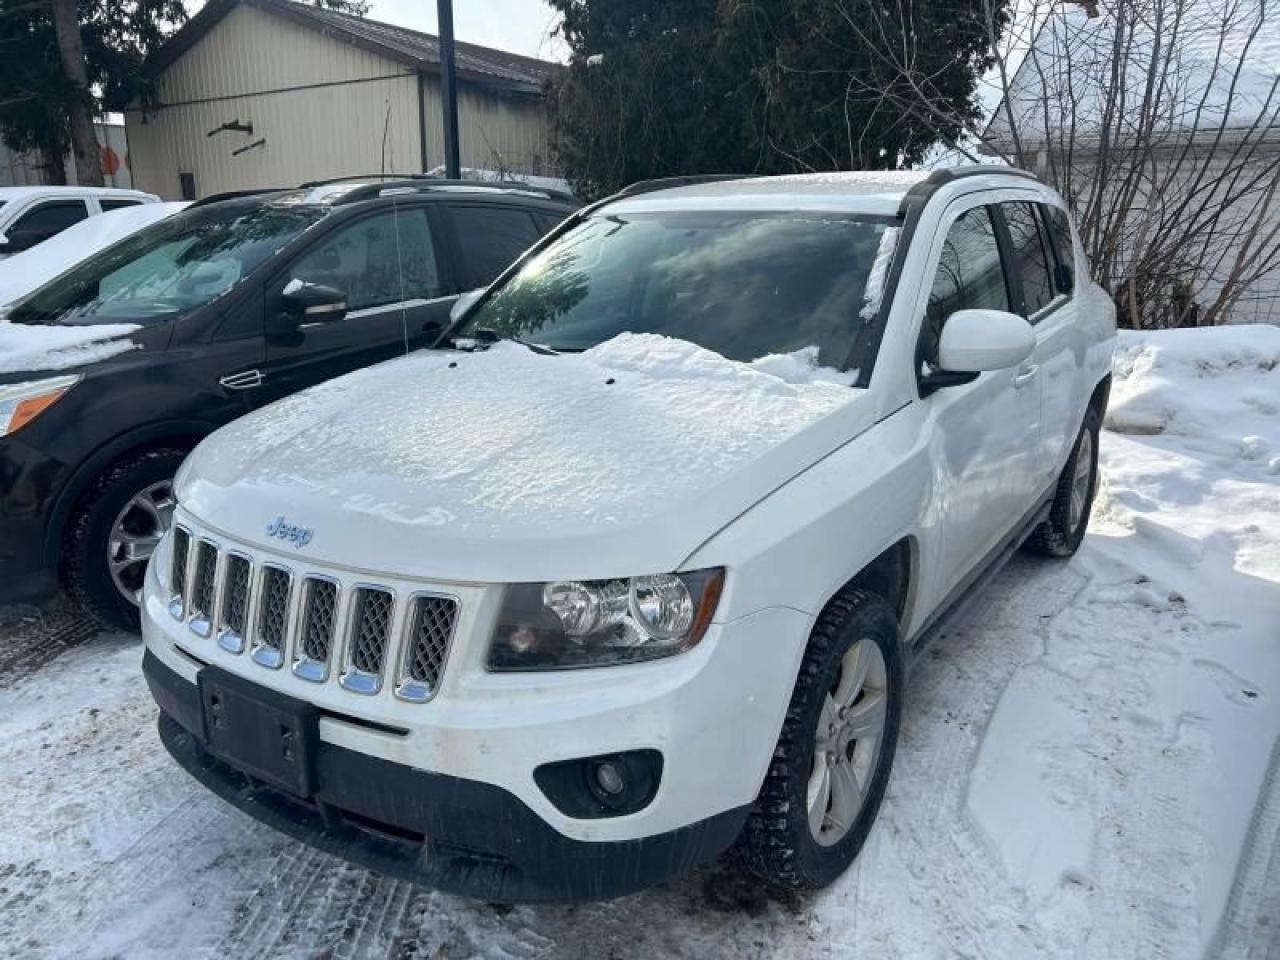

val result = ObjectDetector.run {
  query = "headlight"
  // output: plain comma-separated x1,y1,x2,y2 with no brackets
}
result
0,374,80,437
488,568,725,671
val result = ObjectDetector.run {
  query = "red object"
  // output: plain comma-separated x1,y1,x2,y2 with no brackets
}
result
101,145,120,176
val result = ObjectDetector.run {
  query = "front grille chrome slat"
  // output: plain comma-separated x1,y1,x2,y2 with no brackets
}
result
396,594,459,703
251,564,292,669
188,540,218,637
293,576,339,682
168,526,191,620
340,586,395,695
217,552,252,653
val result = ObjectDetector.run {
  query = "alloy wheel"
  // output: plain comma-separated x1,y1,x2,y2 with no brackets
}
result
807,637,889,846
107,479,176,606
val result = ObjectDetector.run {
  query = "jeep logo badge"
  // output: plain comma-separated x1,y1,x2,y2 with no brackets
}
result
266,516,313,548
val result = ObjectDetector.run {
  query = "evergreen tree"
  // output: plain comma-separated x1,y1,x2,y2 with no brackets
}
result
549,0,1008,198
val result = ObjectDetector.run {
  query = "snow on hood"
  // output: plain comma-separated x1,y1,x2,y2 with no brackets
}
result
0,202,186,309
0,322,140,375
178,334,875,581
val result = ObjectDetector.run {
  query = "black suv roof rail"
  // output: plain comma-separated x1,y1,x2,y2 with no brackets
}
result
298,174,578,206
614,174,759,198
188,187,286,208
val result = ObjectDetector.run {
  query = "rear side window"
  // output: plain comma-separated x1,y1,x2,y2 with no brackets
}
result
450,205,542,288
1001,201,1056,317
11,200,89,241
925,205,1008,354
100,198,143,212
1042,204,1076,295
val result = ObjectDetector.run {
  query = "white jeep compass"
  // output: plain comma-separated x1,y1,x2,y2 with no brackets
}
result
141,167,1116,901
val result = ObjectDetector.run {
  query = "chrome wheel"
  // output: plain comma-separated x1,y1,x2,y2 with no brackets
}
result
807,637,889,846
1068,428,1093,533
107,479,176,606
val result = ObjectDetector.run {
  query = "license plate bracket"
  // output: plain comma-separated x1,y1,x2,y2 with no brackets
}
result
198,665,319,797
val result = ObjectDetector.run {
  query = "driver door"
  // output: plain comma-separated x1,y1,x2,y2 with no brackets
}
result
922,201,1043,596
258,203,455,403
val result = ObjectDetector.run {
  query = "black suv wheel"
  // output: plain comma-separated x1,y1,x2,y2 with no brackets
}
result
63,448,186,631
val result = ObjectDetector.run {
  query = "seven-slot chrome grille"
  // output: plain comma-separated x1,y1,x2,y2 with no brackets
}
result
166,525,459,702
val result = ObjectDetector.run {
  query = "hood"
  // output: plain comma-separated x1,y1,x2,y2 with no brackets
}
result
0,320,141,376
177,334,879,582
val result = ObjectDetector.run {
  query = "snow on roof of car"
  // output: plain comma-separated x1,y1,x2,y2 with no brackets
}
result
607,171,930,215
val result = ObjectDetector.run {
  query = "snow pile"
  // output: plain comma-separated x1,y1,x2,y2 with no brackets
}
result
0,322,140,374
1106,324,1280,473
212,334,862,536
585,332,857,387
961,325,1280,953
0,202,186,309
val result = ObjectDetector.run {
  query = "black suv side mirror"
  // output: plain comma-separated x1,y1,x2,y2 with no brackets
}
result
280,280,347,325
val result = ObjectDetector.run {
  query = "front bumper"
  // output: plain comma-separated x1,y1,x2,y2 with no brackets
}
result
0,437,63,606
146,650,748,902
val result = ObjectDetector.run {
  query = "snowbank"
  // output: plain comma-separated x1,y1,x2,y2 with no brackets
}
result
0,322,140,374
0,202,187,309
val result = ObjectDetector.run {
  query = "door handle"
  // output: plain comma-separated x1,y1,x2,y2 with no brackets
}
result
220,369,264,390
1013,364,1039,389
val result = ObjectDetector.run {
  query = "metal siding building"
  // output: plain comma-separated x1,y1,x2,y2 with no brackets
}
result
125,0,557,200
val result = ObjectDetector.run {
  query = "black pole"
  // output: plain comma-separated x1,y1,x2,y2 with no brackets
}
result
437,0,461,179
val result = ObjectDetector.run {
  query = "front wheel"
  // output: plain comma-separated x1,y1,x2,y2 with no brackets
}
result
736,589,904,890
1026,407,1100,558
63,448,187,631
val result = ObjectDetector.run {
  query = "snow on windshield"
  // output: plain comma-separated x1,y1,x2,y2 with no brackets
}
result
0,322,138,374
0,203,186,309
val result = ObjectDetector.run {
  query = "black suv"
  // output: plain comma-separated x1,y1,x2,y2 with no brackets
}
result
0,177,577,628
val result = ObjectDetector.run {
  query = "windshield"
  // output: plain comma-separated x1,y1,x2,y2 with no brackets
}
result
461,210,899,377
7,202,328,326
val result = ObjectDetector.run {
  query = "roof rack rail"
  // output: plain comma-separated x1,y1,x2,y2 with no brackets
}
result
614,174,759,198
896,164,1040,217
188,187,286,208
298,173,435,188
297,173,578,205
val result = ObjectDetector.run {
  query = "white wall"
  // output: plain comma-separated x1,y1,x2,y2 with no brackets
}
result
125,3,555,200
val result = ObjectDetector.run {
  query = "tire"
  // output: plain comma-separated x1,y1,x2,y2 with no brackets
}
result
736,588,904,891
1026,406,1100,558
62,448,187,632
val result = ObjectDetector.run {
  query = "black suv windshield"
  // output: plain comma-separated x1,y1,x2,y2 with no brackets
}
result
460,210,899,374
8,201,328,326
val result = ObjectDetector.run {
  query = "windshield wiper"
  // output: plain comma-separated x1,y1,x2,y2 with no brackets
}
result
449,328,558,356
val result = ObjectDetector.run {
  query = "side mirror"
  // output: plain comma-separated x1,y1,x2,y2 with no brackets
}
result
449,287,484,323
938,308,1035,373
281,278,347,324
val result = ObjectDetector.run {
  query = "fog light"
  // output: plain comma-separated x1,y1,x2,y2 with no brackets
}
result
534,750,663,819
594,761,625,796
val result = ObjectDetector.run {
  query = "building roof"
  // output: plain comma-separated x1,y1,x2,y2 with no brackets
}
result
984,2,1280,152
150,0,559,95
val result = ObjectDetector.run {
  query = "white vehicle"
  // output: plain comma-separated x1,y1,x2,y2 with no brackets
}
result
0,186,159,259
141,167,1116,901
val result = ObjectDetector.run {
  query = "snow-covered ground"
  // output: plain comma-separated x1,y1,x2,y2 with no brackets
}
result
0,326,1276,959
